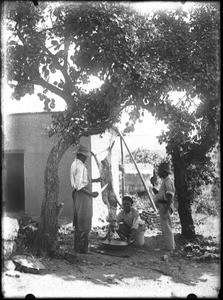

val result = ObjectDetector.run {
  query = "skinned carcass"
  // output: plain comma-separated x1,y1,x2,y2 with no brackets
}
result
92,141,121,240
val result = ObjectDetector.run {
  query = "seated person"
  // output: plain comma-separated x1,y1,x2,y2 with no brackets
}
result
116,196,140,244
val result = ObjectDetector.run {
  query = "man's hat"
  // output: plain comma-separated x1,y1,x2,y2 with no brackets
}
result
76,144,91,157
158,162,171,174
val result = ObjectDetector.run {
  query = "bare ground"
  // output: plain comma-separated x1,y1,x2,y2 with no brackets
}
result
2,213,221,299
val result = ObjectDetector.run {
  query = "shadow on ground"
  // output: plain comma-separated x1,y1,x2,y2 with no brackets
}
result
39,229,220,289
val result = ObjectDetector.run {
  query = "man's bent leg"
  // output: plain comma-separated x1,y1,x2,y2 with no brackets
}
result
116,223,131,241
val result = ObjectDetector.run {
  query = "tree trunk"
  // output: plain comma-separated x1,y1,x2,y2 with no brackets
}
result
34,134,75,254
172,152,196,239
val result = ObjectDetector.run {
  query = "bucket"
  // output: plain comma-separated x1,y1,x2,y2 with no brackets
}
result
134,224,146,246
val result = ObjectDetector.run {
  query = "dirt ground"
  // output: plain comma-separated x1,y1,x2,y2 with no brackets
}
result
2,213,221,299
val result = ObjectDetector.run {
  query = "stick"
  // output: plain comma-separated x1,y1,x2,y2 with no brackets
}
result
120,136,125,200
114,127,158,213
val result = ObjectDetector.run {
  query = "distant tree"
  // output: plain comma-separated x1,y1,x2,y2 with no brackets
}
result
5,1,220,253
125,147,162,165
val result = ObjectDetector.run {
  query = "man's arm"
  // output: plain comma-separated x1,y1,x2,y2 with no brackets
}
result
166,193,173,210
127,209,139,244
81,187,98,198
91,177,102,183
164,177,174,213
131,209,140,229
152,187,159,195
166,193,173,213
161,193,173,217
116,210,123,223
127,228,137,244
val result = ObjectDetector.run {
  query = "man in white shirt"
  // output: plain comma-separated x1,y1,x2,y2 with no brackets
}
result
70,144,101,254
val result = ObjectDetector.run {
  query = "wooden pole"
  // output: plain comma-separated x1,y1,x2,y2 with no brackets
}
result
120,136,125,201
114,128,158,213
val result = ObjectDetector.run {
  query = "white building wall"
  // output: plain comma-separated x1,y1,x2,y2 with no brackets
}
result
3,112,121,226
124,163,154,175
3,112,90,218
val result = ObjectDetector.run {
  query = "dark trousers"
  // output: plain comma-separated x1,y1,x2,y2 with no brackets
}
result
72,190,89,253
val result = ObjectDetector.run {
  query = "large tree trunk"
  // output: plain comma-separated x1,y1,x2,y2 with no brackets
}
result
34,134,75,254
172,152,196,239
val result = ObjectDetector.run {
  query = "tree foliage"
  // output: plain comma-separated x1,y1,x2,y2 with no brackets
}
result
6,1,147,139
154,4,220,202
6,2,219,142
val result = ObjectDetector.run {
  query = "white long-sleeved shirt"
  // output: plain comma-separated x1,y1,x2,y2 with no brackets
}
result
70,158,89,191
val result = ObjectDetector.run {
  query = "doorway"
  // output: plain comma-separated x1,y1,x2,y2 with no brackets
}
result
3,152,25,212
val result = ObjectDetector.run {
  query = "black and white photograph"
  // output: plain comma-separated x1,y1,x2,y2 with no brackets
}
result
1,1,220,298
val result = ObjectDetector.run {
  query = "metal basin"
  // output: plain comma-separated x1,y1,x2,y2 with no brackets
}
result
102,239,128,251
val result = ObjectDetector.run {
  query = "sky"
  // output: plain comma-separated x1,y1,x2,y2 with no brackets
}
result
131,1,197,14
117,109,168,153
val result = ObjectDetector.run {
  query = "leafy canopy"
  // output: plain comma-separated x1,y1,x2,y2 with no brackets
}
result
6,2,220,176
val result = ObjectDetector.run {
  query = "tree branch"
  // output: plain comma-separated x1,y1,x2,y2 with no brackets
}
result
42,44,64,74
16,24,74,106
64,39,70,70
42,41,75,104
33,77,66,100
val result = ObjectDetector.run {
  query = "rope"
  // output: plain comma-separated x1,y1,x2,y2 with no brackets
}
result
92,140,115,157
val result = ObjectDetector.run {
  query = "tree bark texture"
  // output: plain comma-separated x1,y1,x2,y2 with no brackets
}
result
172,153,196,239
34,134,75,254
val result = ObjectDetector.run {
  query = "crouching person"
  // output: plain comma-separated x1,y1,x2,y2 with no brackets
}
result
116,196,143,245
